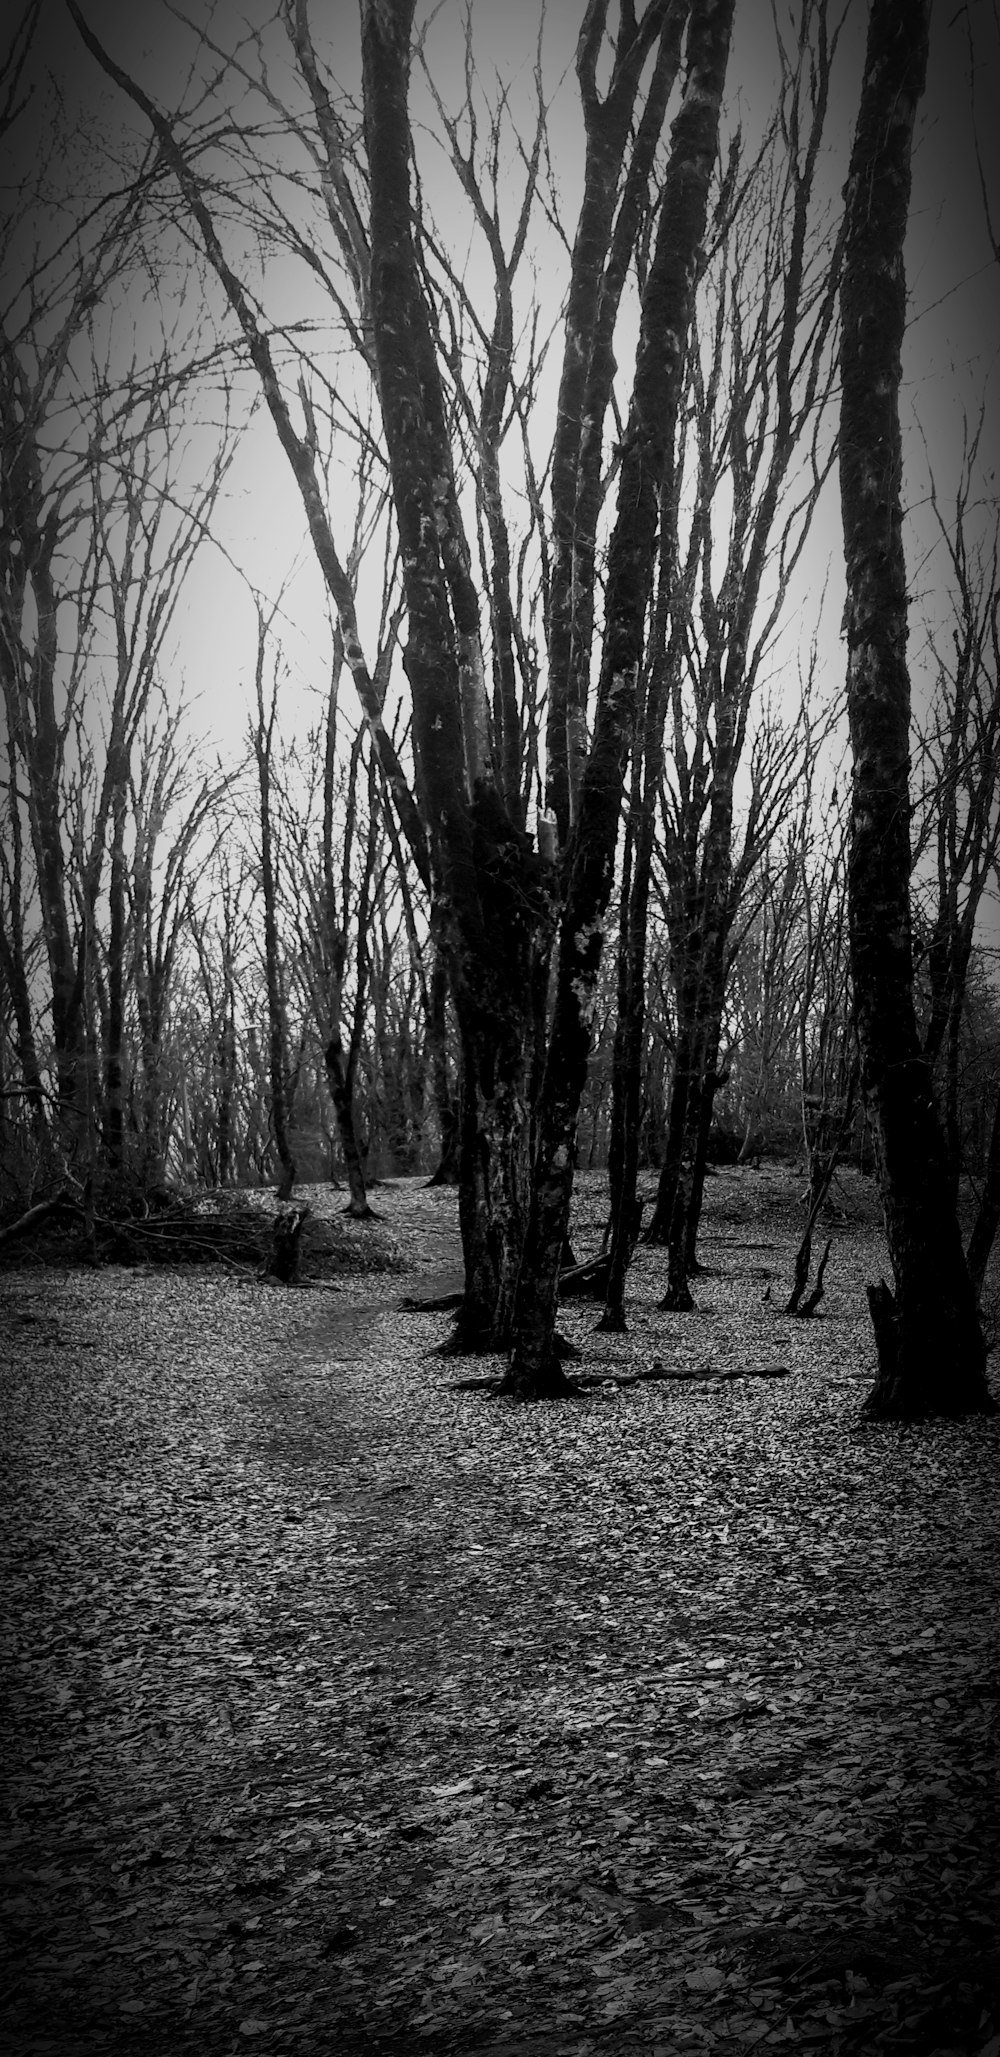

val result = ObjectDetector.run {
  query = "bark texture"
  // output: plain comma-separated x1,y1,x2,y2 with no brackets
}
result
362,0,556,1354
839,0,992,1417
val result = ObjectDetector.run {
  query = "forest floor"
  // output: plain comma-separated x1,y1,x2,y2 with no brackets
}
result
2,1164,999,2057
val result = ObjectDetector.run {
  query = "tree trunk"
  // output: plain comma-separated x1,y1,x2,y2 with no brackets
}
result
839,0,992,1418
546,0,686,844
362,2,556,1354
253,645,296,1203
506,0,735,1396
101,744,129,1180
786,1065,857,1313
425,949,460,1186
646,871,713,1254
966,1083,1000,1301
683,1053,727,1275
601,798,643,1332
324,1034,375,1218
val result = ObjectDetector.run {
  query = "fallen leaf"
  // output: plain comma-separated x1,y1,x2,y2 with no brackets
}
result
684,1965,725,1991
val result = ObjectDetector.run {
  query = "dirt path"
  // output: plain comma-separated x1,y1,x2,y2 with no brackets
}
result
2,1168,999,2057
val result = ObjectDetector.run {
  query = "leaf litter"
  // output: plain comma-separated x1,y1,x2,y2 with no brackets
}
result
1,1165,998,2057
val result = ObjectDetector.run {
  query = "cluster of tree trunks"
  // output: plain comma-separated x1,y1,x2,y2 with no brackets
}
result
60,0,999,1420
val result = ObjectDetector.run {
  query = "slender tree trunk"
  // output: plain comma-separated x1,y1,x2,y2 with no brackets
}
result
600,798,641,1332
683,1050,726,1273
967,1084,1000,1301
839,0,992,1417
646,917,700,1247
0,925,48,1145
546,0,686,842
506,0,734,1395
600,599,682,1329
942,990,964,1200
786,1063,857,1312
362,0,554,1351
253,651,296,1203
324,1034,375,1217
425,951,460,1186
101,746,128,1179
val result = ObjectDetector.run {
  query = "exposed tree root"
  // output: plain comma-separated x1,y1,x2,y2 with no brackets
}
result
493,1356,581,1400
658,1282,696,1312
593,1306,627,1334
449,1359,791,1396
432,1322,496,1359
861,1279,998,1419
399,1289,465,1313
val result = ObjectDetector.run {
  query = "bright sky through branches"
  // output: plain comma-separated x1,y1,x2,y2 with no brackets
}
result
7,0,999,799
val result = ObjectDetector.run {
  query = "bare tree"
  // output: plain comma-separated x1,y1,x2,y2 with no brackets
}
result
504,0,735,1389
127,708,228,1191
0,60,236,1185
66,0,734,1387
185,841,254,1188
785,782,857,1315
250,615,300,1200
635,8,845,1313
910,417,1000,1194
728,831,810,1167
839,0,992,1416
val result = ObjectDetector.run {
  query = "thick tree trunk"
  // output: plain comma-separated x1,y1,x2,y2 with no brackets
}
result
840,0,992,1418
362,3,557,1354
443,1000,535,1354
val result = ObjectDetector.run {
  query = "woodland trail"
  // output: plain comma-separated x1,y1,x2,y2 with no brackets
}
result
1,1169,999,2057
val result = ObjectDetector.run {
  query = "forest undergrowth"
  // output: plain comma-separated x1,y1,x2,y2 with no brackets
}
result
2,1166,998,2057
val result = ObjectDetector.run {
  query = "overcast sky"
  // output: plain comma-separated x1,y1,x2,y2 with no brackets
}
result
11,0,1000,809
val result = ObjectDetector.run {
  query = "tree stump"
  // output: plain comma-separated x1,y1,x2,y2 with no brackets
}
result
265,1206,310,1284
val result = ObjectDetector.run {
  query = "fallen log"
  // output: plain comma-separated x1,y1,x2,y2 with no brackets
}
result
558,1252,613,1299
560,1198,645,1301
0,1191,76,1248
